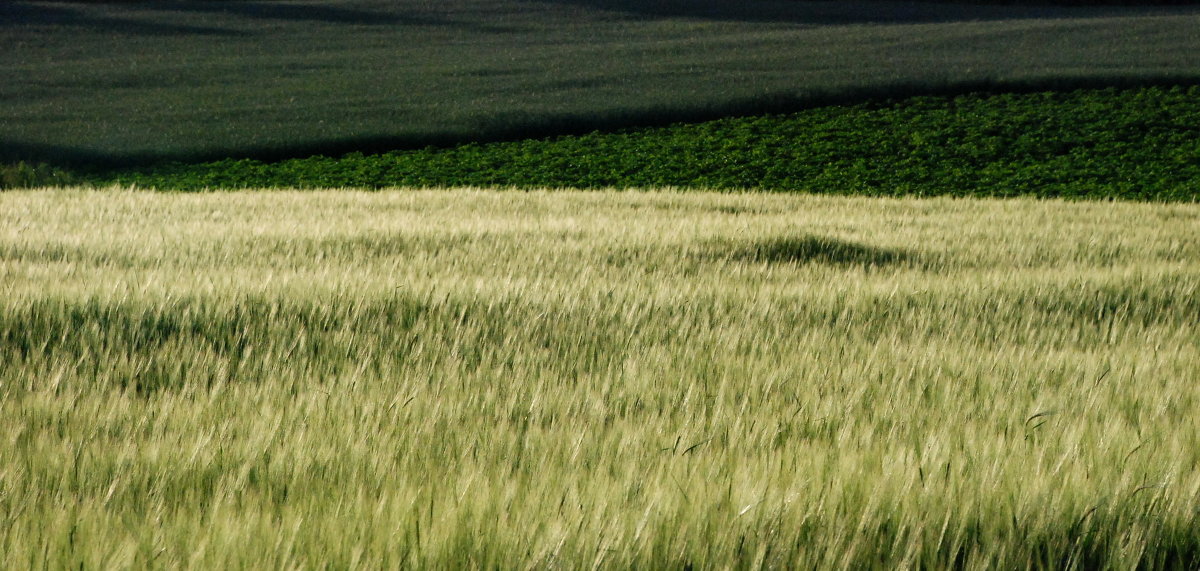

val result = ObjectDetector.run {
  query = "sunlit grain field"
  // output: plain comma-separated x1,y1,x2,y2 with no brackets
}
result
2,189,1198,568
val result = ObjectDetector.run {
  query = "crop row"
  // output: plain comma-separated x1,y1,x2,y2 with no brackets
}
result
90,86,1200,200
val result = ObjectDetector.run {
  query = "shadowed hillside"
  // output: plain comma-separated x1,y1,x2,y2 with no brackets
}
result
2,0,1199,167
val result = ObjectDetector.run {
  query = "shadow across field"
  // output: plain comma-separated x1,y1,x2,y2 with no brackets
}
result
6,0,1196,32
600,234,925,273
707,235,916,268
0,1,468,35
0,2,236,36
536,0,1199,25
148,1,500,31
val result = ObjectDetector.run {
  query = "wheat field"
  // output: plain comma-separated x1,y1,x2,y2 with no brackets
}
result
2,188,1198,568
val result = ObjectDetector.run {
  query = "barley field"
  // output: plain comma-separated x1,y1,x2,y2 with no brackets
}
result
2,189,1198,568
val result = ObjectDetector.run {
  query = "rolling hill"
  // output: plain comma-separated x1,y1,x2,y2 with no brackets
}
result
4,0,1200,167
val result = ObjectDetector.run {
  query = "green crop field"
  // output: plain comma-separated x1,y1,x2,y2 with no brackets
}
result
4,0,1200,168
93,86,1200,200
3,190,1199,568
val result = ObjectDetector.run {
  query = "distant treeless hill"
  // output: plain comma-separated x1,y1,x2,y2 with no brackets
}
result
2,0,1199,166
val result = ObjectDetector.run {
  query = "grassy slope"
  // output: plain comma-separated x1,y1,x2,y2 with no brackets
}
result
97,86,1200,200
3,0,1200,166
3,190,1199,567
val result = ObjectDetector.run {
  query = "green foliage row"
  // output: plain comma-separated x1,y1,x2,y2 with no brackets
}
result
0,161,75,190
95,86,1200,200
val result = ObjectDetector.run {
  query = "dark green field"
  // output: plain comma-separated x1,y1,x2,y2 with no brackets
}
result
4,0,1200,170
93,86,1200,200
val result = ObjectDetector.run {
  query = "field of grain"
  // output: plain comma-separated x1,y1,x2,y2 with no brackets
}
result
2,189,1198,568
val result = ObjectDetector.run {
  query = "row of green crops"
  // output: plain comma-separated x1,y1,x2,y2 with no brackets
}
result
90,86,1200,200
